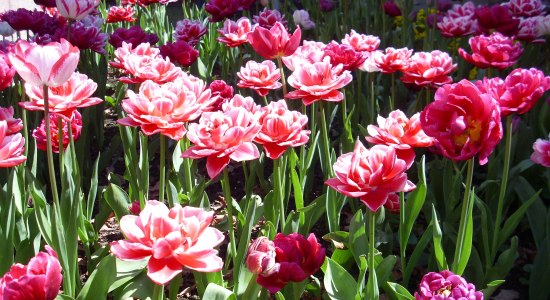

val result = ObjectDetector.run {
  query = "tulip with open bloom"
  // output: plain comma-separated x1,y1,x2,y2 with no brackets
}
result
286,57,353,105
458,32,523,70
400,50,457,88
8,39,79,87
372,47,413,74
110,200,224,285
341,30,380,52
56,0,99,20
0,53,15,91
0,245,61,300
217,17,253,48
33,110,82,153
254,100,310,159
414,270,483,300
281,40,325,71
181,95,261,178
0,106,23,135
22,72,102,121
366,110,435,167
0,121,26,168
326,141,415,212
118,74,211,141
531,134,550,167
247,21,301,59
420,80,502,165
237,60,282,96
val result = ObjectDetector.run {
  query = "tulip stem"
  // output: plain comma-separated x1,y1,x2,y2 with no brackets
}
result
368,210,379,300
222,168,237,272
390,73,395,111
319,103,334,177
274,157,285,232
452,157,475,274
58,117,64,177
43,85,60,207
159,134,166,205
491,116,513,262
152,284,164,300
276,57,287,97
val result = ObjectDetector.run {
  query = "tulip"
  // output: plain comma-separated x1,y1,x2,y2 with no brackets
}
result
245,237,277,276
414,270,483,300
0,8,53,33
8,39,79,87
55,0,99,21
0,53,15,91
67,18,108,54
531,134,550,167
247,21,301,59
33,110,82,153
237,60,282,96
182,95,261,178
326,141,415,212
173,19,207,46
217,17,252,48
384,193,400,213
159,40,199,68
0,106,23,135
372,47,413,74
106,6,136,23
22,72,102,120
286,57,352,106
254,100,310,159
508,0,546,18
458,32,523,70
0,121,26,168
292,10,315,30
400,50,457,88
110,200,224,285
437,15,479,38
205,0,240,22
341,30,380,52
282,40,326,71
420,80,503,165
110,41,161,70
116,46,183,84
109,26,159,49
475,4,520,36
323,41,368,72
253,8,288,29
319,0,336,12
383,0,402,17
34,0,57,7
207,80,234,111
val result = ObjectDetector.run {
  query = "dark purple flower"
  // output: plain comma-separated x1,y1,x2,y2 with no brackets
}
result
320,0,336,12
173,19,207,46
109,25,158,49
383,0,402,17
160,40,199,67
205,0,240,22
34,0,57,8
253,8,288,29
238,0,256,10
437,0,453,12
475,4,520,36
67,20,108,54
1,9,56,33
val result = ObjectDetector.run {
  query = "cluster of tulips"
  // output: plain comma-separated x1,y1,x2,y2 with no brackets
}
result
0,0,549,299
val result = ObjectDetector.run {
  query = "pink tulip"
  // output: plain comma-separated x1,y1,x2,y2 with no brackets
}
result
110,200,224,285
323,41,368,72
253,8,288,30
341,30,380,52
415,270,483,300
33,110,82,153
0,106,23,135
475,5,520,36
181,95,261,178
237,60,282,96
56,0,99,20
207,80,234,111
106,6,136,23
22,72,102,121
400,50,457,88
217,17,252,48
326,141,415,212
110,42,160,70
476,68,550,117
247,21,301,60
517,17,545,42
286,57,352,106
459,33,523,70
0,246,62,300
531,134,550,167
384,193,400,213
509,0,546,17
248,233,325,294
373,47,413,74
8,39,79,87
0,53,15,91
254,100,310,159
282,40,325,71
437,15,479,38
118,75,211,140
420,80,503,165
0,121,26,168
366,110,435,167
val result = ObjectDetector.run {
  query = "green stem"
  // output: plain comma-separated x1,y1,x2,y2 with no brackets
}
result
222,168,237,271
43,85,60,207
152,284,164,300
319,102,334,178
390,73,395,111
276,57,287,97
368,210,379,300
159,134,166,205
262,95,269,106
452,158,475,271
58,117,64,177
491,116,513,261
398,192,407,284
274,157,285,232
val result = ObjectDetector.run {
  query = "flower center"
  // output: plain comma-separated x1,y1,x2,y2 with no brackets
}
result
436,285,452,297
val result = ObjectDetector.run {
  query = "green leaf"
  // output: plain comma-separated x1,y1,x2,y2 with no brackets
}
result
386,282,415,300
529,235,550,300
431,205,448,270
349,210,368,266
400,156,427,254
103,184,130,221
482,280,505,299
375,255,397,287
485,236,518,283
203,283,235,300
323,231,350,249
76,255,116,300
497,189,541,250
452,188,475,276
55,295,75,300
112,271,154,300
108,258,149,292
324,257,357,300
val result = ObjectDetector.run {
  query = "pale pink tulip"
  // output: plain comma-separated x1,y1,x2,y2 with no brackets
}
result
0,106,23,135
110,42,161,69
254,100,310,159
531,134,550,167
56,0,99,20
8,39,79,87
22,72,102,121
400,50,457,88
341,30,380,52
286,57,352,105
246,236,277,276
182,96,261,178
0,121,26,168
282,40,325,71
509,0,546,17
326,141,415,212
110,200,224,285
237,60,282,96
0,246,62,300
373,47,413,74
217,17,253,47
119,53,182,84
118,75,211,140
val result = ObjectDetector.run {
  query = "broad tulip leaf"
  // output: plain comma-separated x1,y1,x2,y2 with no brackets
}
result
324,257,357,300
